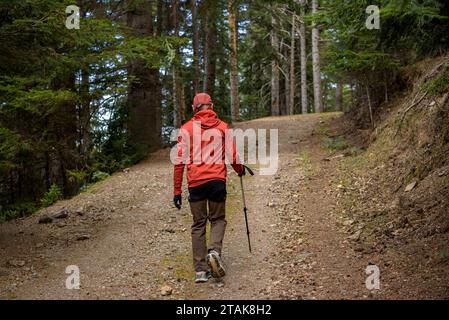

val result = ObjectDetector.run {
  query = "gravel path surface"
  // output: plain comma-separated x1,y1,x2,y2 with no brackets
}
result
0,114,426,300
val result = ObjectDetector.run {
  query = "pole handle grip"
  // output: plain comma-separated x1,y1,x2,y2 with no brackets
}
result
244,165,255,176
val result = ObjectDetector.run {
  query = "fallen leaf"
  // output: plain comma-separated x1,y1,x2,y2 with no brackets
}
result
405,181,417,192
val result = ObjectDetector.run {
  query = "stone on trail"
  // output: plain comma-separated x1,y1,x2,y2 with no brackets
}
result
38,215,54,224
8,259,26,268
0,268,10,277
297,252,312,263
75,207,84,216
76,235,90,241
160,285,173,296
324,154,345,162
54,208,69,219
348,230,362,242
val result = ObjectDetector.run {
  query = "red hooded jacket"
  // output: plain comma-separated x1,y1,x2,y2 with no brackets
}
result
173,109,243,195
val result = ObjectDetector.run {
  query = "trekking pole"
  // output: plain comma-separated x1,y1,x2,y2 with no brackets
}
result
240,165,255,253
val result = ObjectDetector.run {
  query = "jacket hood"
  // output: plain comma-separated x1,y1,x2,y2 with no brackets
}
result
192,109,222,129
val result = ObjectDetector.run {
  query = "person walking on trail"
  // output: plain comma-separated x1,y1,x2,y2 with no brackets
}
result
173,93,245,283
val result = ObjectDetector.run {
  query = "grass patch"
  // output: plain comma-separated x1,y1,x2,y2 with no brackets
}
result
437,249,449,263
313,123,331,137
312,113,343,137
312,114,348,152
321,136,348,151
339,152,367,172
339,131,395,174
426,64,449,96
298,150,312,165
167,253,192,281
298,150,315,177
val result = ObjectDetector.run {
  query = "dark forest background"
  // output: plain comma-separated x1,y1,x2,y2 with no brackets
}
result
1,0,448,221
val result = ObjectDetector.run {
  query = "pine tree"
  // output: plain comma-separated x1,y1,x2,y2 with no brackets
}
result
228,0,240,122
271,15,280,116
311,0,323,113
126,0,162,156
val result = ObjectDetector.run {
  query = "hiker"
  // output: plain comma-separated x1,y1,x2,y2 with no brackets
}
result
173,93,245,283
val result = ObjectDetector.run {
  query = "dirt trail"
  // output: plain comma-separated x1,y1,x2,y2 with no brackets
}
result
0,114,382,300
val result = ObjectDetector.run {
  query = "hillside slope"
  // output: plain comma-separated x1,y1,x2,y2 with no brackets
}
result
329,55,449,298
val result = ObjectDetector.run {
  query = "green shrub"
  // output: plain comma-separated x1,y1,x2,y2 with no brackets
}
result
67,169,88,185
91,171,110,183
0,202,37,223
41,184,62,208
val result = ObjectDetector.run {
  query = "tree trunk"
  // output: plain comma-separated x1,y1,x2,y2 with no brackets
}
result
171,0,184,128
228,0,240,122
285,48,291,116
311,0,323,113
93,0,106,18
79,5,91,168
9,171,14,204
191,0,200,94
173,71,182,128
350,83,355,110
126,0,162,155
289,14,296,115
366,85,374,129
44,150,51,190
79,67,91,168
203,16,217,97
58,150,67,197
52,69,78,197
299,2,308,114
271,15,280,116
156,0,164,36
335,82,343,112
179,82,186,124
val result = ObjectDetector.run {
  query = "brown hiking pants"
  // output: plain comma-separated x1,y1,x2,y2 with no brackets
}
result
189,200,227,272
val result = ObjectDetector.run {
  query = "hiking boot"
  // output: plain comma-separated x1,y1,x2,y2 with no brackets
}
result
195,271,211,283
207,250,226,279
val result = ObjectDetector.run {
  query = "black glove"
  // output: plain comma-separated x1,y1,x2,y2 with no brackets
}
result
174,195,182,210
238,166,246,177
